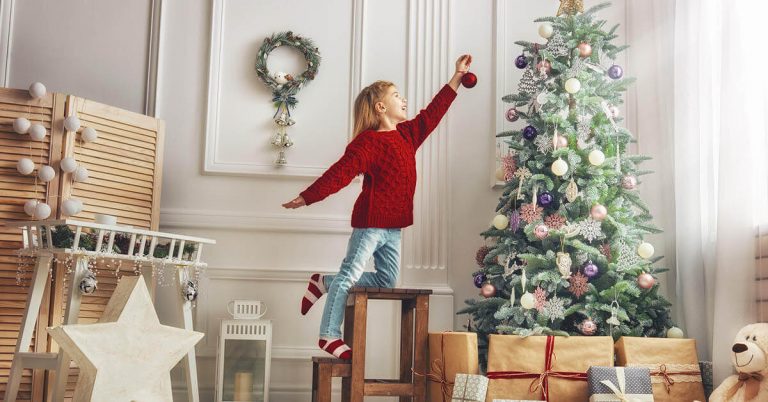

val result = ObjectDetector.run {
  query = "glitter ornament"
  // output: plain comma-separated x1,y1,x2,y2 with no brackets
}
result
461,72,477,88
515,54,528,69
473,272,486,288
509,210,521,232
537,191,554,207
538,22,554,39
608,64,624,79
502,153,517,181
583,261,599,278
556,252,572,278
590,204,608,221
493,214,509,230
522,125,538,140
480,283,496,298
518,69,542,95
546,33,569,57
569,272,589,298
637,242,655,259
578,217,604,242
543,295,565,322
536,59,552,76
534,224,549,240
534,287,547,311
544,214,566,230
577,42,592,58
565,78,581,94
505,107,519,122
588,149,605,166
600,243,612,260
475,246,490,267
621,175,637,190
519,203,543,223
580,319,597,335
667,327,684,338
551,158,568,176
534,135,553,153
637,272,655,289
520,292,535,309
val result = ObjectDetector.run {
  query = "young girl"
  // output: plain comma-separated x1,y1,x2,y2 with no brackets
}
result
282,54,472,359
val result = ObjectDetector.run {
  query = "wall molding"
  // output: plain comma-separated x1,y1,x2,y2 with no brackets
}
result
203,0,365,178
0,0,14,87
145,0,165,117
160,208,353,234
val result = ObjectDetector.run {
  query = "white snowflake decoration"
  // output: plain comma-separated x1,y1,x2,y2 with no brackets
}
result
534,135,554,154
578,217,604,242
543,295,566,322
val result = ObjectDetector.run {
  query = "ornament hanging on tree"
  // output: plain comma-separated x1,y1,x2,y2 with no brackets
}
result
519,203,543,223
514,167,532,200
505,107,519,122
520,292,535,309
534,224,549,240
538,23,554,39
493,214,509,230
502,153,517,181
480,283,496,298
522,125,538,140
607,302,621,326
543,295,566,322
509,209,522,232
577,42,592,58
551,158,568,176
537,191,554,207
579,318,597,335
545,33,569,57
637,272,656,289
534,135,553,153
518,69,542,95
578,217,604,242
565,179,579,202
536,60,552,76
534,287,548,312
475,246,490,267
599,243,612,261
637,242,655,259
569,272,589,298
555,134,568,149
588,149,605,166
617,241,641,271
544,213,566,230
621,175,637,190
514,54,528,69
557,0,585,16
565,78,581,94
556,252,572,278
608,64,624,79
590,204,608,221
583,261,599,278
473,272,486,288
461,72,477,88
667,326,685,338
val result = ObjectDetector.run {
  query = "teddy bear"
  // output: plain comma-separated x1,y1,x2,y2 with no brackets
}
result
710,323,768,402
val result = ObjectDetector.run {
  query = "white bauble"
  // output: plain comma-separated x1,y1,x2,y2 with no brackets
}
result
536,92,549,105
81,127,98,142
28,82,46,99
28,124,46,141
520,292,535,309
565,78,581,94
60,156,78,173
492,214,509,230
24,199,39,217
63,115,81,132
37,165,55,182
33,202,51,220
73,166,89,182
538,23,554,39
588,149,605,166
16,158,35,175
13,117,31,134
551,158,569,176
666,326,684,339
62,198,83,216
637,242,655,259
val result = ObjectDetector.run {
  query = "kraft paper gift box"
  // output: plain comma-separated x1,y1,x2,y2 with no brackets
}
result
587,366,654,401
484,334,614,402
452,374,488,402
615,337,706,402
427,332,480,402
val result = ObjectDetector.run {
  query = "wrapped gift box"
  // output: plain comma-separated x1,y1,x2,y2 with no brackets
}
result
699,361,713,399
485,335,614,402
452,374,488,402
428,332,479,402
587,366,654,401
615,337,706,402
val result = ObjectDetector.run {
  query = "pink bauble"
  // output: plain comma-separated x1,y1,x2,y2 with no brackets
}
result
534,224,549,240
505,108,519,122
591,204,608,221
536,59,552,75
480,283,496,298
581,319,597,335
621,175,637,190
556,135,568,148
578,42,592,58
637,273,656,289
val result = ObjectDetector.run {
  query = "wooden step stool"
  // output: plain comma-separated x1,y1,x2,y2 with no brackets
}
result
341,287,432,402
312,357,351,402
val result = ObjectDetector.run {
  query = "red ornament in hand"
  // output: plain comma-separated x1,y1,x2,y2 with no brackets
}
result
461,72,477,88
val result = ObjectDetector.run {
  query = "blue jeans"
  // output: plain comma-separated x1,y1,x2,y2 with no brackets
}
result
319,228,402,338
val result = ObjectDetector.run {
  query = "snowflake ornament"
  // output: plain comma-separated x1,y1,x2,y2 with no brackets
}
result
520,203,544,223
578,217,604,242
534,135,554,154
569,272,589,298
534,287,548,312
544,213,567,230
543,295,566,322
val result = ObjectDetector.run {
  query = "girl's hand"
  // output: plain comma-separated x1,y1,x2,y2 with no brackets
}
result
455,54,472,75
282,196,306,209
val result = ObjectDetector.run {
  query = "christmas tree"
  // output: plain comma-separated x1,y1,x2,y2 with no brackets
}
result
460,2,674,344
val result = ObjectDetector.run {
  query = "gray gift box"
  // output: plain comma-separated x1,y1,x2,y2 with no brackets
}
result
699,361,713,398
587,366,654,402
451,374,488,402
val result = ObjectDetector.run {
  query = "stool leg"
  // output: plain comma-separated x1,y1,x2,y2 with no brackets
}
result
350,293,368,402
342,305,353,402
413,295,430,402
399,299,415,402
317,363,332,402
312,363,319,402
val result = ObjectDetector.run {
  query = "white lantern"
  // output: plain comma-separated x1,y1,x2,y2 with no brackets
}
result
60,156,78,173
38,165,55,182
29,82,46,99
538,23,554,39
588,149,605,166
216,302,272,402
28,124,46,141
24,199,39,217
493,214,509,230
637,242,655,259
34,202,51,220
551,158,568,176
73,166,89,182
81,127,98,142
13,117,31,134
565,78,581,94
64,115,81,132
17,158,35,175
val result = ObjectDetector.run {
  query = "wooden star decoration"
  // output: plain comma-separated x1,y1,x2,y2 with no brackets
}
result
48,276,204,402
557,0,585,16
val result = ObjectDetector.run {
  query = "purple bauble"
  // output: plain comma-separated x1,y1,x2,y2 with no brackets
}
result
537,191,554,207
505,108,519,122
473,273,486,288
522,125,538,140
608,64,624,80
583,261,599,278
515,55,528,69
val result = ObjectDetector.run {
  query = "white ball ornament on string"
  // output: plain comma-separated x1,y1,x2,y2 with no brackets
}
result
37,165,55,182
28,124,46,141
60,156,78,173
551,158,568,176
520,292,535,309
33,202,51,220
637,242,655,259
24,199,39,217
13,117,31,134
565,78,581,94
588,149,605,166
28,82,46,99
62,198,83,216
493,214,510,230
667,326,685,339
81,127,98,143
538,23,554,39
73,166,89,182
16,158,35,175
64,115,81,132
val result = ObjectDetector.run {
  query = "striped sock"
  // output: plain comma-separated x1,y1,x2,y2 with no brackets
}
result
300,273,326,315
319,338,352,360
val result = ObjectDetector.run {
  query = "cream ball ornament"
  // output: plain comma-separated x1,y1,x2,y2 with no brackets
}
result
13,117,31,134
33,202,51,220
62,198,83,216
538,22,554,39
81,127,98,143
667,326,684,339
551,158,568,176
28,82,46,99
565,78,581,94
493,214,510,230
588,149,605,166
16,158,35,175
23,199,39,217
637,242,655,259
73,166,89,182
28,124,46,141
60,156,78,173
520,292,535,309
495,167,505,181
64,115,81,132
37,165,55,182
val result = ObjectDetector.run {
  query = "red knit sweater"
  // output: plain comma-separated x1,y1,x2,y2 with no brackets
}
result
300,84,457,228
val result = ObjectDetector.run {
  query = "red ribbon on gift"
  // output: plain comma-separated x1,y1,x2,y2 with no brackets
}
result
486,335,587,401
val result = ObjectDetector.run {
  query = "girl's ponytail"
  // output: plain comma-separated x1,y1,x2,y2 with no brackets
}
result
352,80,394,139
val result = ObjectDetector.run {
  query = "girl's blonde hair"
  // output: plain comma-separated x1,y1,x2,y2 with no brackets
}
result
352,80,394,138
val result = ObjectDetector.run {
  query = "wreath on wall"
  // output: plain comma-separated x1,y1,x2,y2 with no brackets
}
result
255,31,321,165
